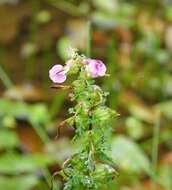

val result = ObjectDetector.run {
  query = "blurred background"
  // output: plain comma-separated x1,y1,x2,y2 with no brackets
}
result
0,0,172,190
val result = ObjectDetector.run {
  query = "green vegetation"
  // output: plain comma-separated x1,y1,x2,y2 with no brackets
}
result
0,0,172,190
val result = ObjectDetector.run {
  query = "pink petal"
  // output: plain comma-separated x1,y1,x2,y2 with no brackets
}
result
98,62,106,76
50,73,67,83
49,64,67,83
87,59,106,78
88,61,98,76
49,64,63,77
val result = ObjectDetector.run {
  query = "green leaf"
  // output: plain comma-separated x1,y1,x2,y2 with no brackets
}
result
156,100,172,119
165,6,172,22
111,136,150,174
125,117,144,139
0,130,19,149
0,0,18,5
29,103,51,125
0,99,50,125
92,0,118,13
0,152,54,174
2,115,16,128
158,165,172,190
57,37,72,61
92,11,134,29
0,99,28,118
128,104,156,124
0,175,38,190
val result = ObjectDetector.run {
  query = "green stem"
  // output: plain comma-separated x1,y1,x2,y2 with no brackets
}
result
85,24,93,170
50,91,66,118
151,111,161,190
86,20,91,57
42,42,54,88
0,65,13,89
29,120,50,144
43,167,59,190
26,0,40,80
0,45,13,89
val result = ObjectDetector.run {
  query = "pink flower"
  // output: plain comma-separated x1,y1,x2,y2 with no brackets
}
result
85,59,106,78
49,64,67,83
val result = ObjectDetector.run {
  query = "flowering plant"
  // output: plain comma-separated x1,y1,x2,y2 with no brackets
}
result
49,49,118,190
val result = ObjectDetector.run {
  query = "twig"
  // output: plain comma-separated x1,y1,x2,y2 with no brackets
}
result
151,110,161,190
86,20,92,57
55,120,67,139
0,65,13,89
51,84,71,90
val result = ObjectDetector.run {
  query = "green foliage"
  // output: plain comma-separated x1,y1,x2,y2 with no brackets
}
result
92,0,118,13
165,6,172,22
57,37,73,61
0,99,51,126
0,152,54,174
56,51,118,190
0,175,38,190
0,0,18,5
157,100,172,120
1,0,172,189
158,165,172,190
92,2,136,28
0,130,19,149
125,117,144,139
